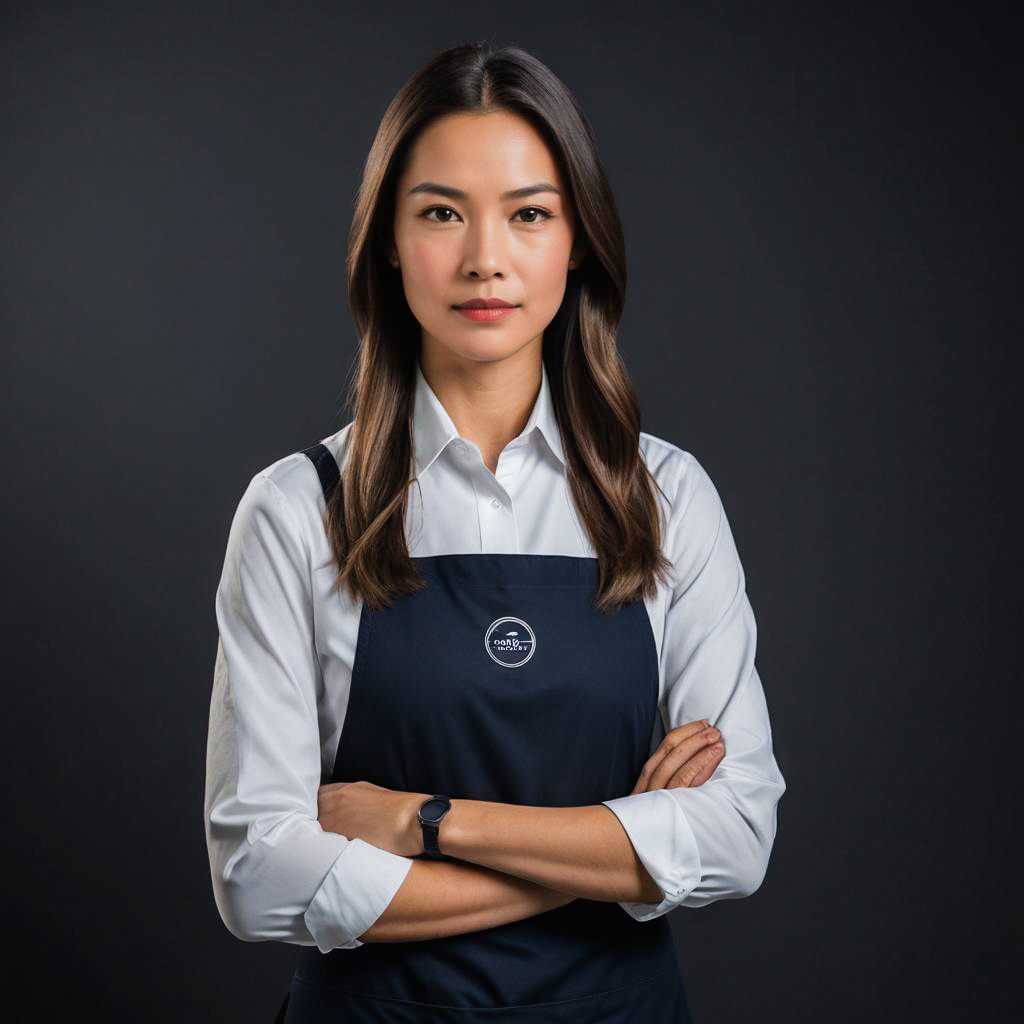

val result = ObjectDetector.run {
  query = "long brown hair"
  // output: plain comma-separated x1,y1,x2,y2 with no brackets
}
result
327,40,673,612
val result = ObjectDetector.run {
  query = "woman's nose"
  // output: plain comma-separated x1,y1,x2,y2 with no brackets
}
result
461,220,507,277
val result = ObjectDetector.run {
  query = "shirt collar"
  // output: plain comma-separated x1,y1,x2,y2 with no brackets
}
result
412,359,566,475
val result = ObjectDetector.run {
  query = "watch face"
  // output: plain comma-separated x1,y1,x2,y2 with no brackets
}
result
420,798,448,823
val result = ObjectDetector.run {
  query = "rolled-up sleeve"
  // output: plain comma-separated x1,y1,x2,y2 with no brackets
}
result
602,452,786,921
204,470,412,950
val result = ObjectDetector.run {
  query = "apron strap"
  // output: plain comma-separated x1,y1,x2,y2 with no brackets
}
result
301,442,341,503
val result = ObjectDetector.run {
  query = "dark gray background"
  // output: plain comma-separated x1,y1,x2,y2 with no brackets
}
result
3,1,1015,1020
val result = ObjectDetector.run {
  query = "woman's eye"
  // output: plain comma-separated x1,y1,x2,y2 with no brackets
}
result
422,205,461,223
419,205,553,224
515,206,553,224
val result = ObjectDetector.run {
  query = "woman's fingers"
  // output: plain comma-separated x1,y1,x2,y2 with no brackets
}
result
630,721,706,793
648,731,724,791
667,741,725,788
630,719,708,794
630,719,724,794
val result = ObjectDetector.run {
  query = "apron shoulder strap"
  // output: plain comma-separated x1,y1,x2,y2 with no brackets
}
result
301,442,341,504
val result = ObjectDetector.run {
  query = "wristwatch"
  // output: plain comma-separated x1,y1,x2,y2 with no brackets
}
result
417,795,452,859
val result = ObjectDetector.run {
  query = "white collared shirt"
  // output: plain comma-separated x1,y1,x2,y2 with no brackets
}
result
204,360,786,952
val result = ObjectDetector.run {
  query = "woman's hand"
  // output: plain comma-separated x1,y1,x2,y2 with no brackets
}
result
630,719,725,794
316,780,428,858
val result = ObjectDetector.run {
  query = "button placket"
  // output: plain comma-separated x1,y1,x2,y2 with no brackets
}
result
479,483,516,552
495,444,524,489
445,436,520,552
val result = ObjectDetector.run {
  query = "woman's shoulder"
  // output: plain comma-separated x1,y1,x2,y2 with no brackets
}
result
243,420,347,485
639,430,713,513
639,431,732,582
229,423,354,551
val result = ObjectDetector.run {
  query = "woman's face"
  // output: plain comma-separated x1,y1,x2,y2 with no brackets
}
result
391,110,580,368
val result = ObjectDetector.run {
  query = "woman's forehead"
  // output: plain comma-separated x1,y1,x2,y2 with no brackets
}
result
400,113,564,194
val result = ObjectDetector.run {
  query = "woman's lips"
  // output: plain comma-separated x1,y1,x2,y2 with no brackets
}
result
452,305,519,322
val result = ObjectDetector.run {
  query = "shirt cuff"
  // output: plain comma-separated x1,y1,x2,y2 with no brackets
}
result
303,837,413,951
601,789,701,922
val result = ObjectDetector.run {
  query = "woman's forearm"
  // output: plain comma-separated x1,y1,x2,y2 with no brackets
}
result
435,800,664,904
359,857,578,943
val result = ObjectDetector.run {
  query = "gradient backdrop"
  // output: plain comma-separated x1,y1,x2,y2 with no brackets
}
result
2,2,1013,1020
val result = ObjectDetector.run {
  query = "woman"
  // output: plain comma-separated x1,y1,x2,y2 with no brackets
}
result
204,41,786,1023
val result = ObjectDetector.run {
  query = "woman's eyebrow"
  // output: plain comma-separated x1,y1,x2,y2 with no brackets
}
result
408,181,562,201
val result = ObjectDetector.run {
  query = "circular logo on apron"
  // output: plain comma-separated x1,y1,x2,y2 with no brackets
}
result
484,616,537,668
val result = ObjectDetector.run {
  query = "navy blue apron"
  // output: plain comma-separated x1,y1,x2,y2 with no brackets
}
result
273,442,693,1022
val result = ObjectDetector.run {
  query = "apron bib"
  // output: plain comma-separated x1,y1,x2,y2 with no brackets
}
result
278,443,693,1022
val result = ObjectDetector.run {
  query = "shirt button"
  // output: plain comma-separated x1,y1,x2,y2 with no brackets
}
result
490,498,502,510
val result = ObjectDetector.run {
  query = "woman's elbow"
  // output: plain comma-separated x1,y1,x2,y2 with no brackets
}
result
737,782,784,898
713,775,784,900
211,868,269,943
208,836,309,944
738,845,772,898
707,832,774,902
206,811,346,946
